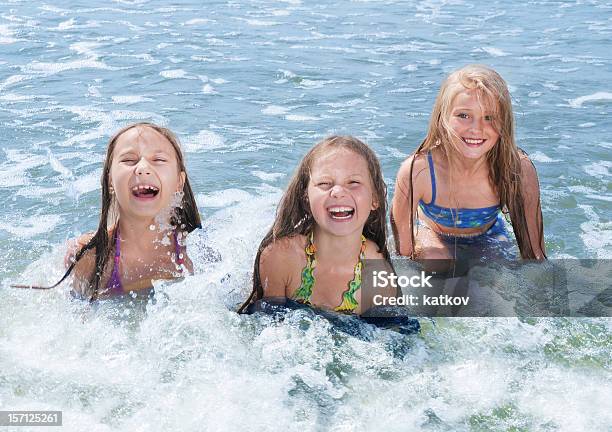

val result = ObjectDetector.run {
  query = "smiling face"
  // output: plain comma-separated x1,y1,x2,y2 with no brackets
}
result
307,148,377,237
109,126,185,223
448,88,500,160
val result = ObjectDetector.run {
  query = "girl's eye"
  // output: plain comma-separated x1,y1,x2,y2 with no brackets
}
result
349,180,361,185
153,158,167,162
121,159,137,164
484,115,494,122
457,113,469,119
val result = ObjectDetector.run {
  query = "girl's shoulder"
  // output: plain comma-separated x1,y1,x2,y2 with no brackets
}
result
398,151,431,180
260,234,306,265
395,151,434,200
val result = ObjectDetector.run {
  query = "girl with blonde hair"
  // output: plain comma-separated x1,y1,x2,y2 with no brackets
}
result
392,64,545,260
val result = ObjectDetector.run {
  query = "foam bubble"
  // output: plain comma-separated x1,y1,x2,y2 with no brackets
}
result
568,92,612,108
262,105,290,115
252,171,285,182
111,95,154,104
530,151,559,163
183,130,225,152
480,47,509,57
285,114,319,121
160,69,189,79
0,214,63,238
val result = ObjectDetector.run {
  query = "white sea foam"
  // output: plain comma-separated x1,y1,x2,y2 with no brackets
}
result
568,92,612,108
185,18,215,25
160,69,189,79
530,151,559,163
319,98,364,108
183,130,225,152
196,189,255,208
285,114,319,121
243,19,279,27
582,161,611,179
67,169,102,197
202,84,217,94
578,205,612,258
401,64,418,71
111,95,153,104
0,151,47,187
262,105,290,115
23,59,115,74
0,74,29,91
252,171,285,182
480,46,509,57
0,214,63,238
47,149,73,178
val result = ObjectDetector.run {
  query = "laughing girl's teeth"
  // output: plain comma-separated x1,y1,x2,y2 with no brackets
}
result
131,184,159,197
328,206,355,219
463,138,485,145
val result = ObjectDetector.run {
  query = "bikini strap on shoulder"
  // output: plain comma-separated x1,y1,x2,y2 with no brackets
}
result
426,151,437,205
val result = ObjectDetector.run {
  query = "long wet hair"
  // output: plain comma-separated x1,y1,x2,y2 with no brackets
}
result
392,64,545,259
238,135,390,313
51,122,201,300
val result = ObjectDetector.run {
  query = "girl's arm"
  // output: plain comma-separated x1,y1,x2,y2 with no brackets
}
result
391,155,427,257
520,157,546,259
71,248,96,297
64,232,94,269
258,239,297,298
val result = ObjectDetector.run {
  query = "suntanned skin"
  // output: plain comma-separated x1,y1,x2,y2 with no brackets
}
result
67,125,194,298
258,148,396,315
69,229,193,298
392,89,545,260
259,234,392,315
391,150,545,259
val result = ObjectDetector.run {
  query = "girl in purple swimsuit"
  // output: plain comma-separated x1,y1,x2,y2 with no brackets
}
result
59,122,201,300
391,64,546,261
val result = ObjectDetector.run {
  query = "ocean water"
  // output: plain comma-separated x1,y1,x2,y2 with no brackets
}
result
0,0,610,431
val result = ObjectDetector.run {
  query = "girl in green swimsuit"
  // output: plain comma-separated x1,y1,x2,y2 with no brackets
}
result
238,136,393,315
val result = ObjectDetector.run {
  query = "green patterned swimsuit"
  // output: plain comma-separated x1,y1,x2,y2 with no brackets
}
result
293,232,366,313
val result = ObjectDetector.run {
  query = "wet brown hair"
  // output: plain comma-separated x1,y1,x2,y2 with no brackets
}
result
392,64,545,259
238,135,390,313
52,122,201,300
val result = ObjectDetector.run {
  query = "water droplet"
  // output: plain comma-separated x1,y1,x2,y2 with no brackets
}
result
149,224,156,231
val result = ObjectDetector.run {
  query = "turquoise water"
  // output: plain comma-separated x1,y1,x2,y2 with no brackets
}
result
0,1,610,431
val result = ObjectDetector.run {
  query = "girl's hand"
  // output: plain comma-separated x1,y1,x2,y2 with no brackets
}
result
64,232,94,268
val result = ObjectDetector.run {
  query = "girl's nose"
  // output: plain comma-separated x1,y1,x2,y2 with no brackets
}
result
330,184,346,198
470,116,484,131
135,158,152,175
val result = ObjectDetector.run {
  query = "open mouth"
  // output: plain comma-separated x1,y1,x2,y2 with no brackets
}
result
328,206,355,220
462,137,486,147
131,184,160,199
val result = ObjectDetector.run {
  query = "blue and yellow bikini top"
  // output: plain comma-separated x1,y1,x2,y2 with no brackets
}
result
293,232,366,313
418,152,500,229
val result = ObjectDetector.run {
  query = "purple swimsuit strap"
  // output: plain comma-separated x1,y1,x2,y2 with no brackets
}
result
105,227,123,293
105,227,185,294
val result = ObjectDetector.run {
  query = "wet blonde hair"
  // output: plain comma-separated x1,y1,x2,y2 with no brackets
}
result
392,64,545,259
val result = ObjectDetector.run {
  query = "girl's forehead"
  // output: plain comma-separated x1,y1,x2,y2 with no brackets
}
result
311,148,370,174
114,126,174,153
452,88,497,111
